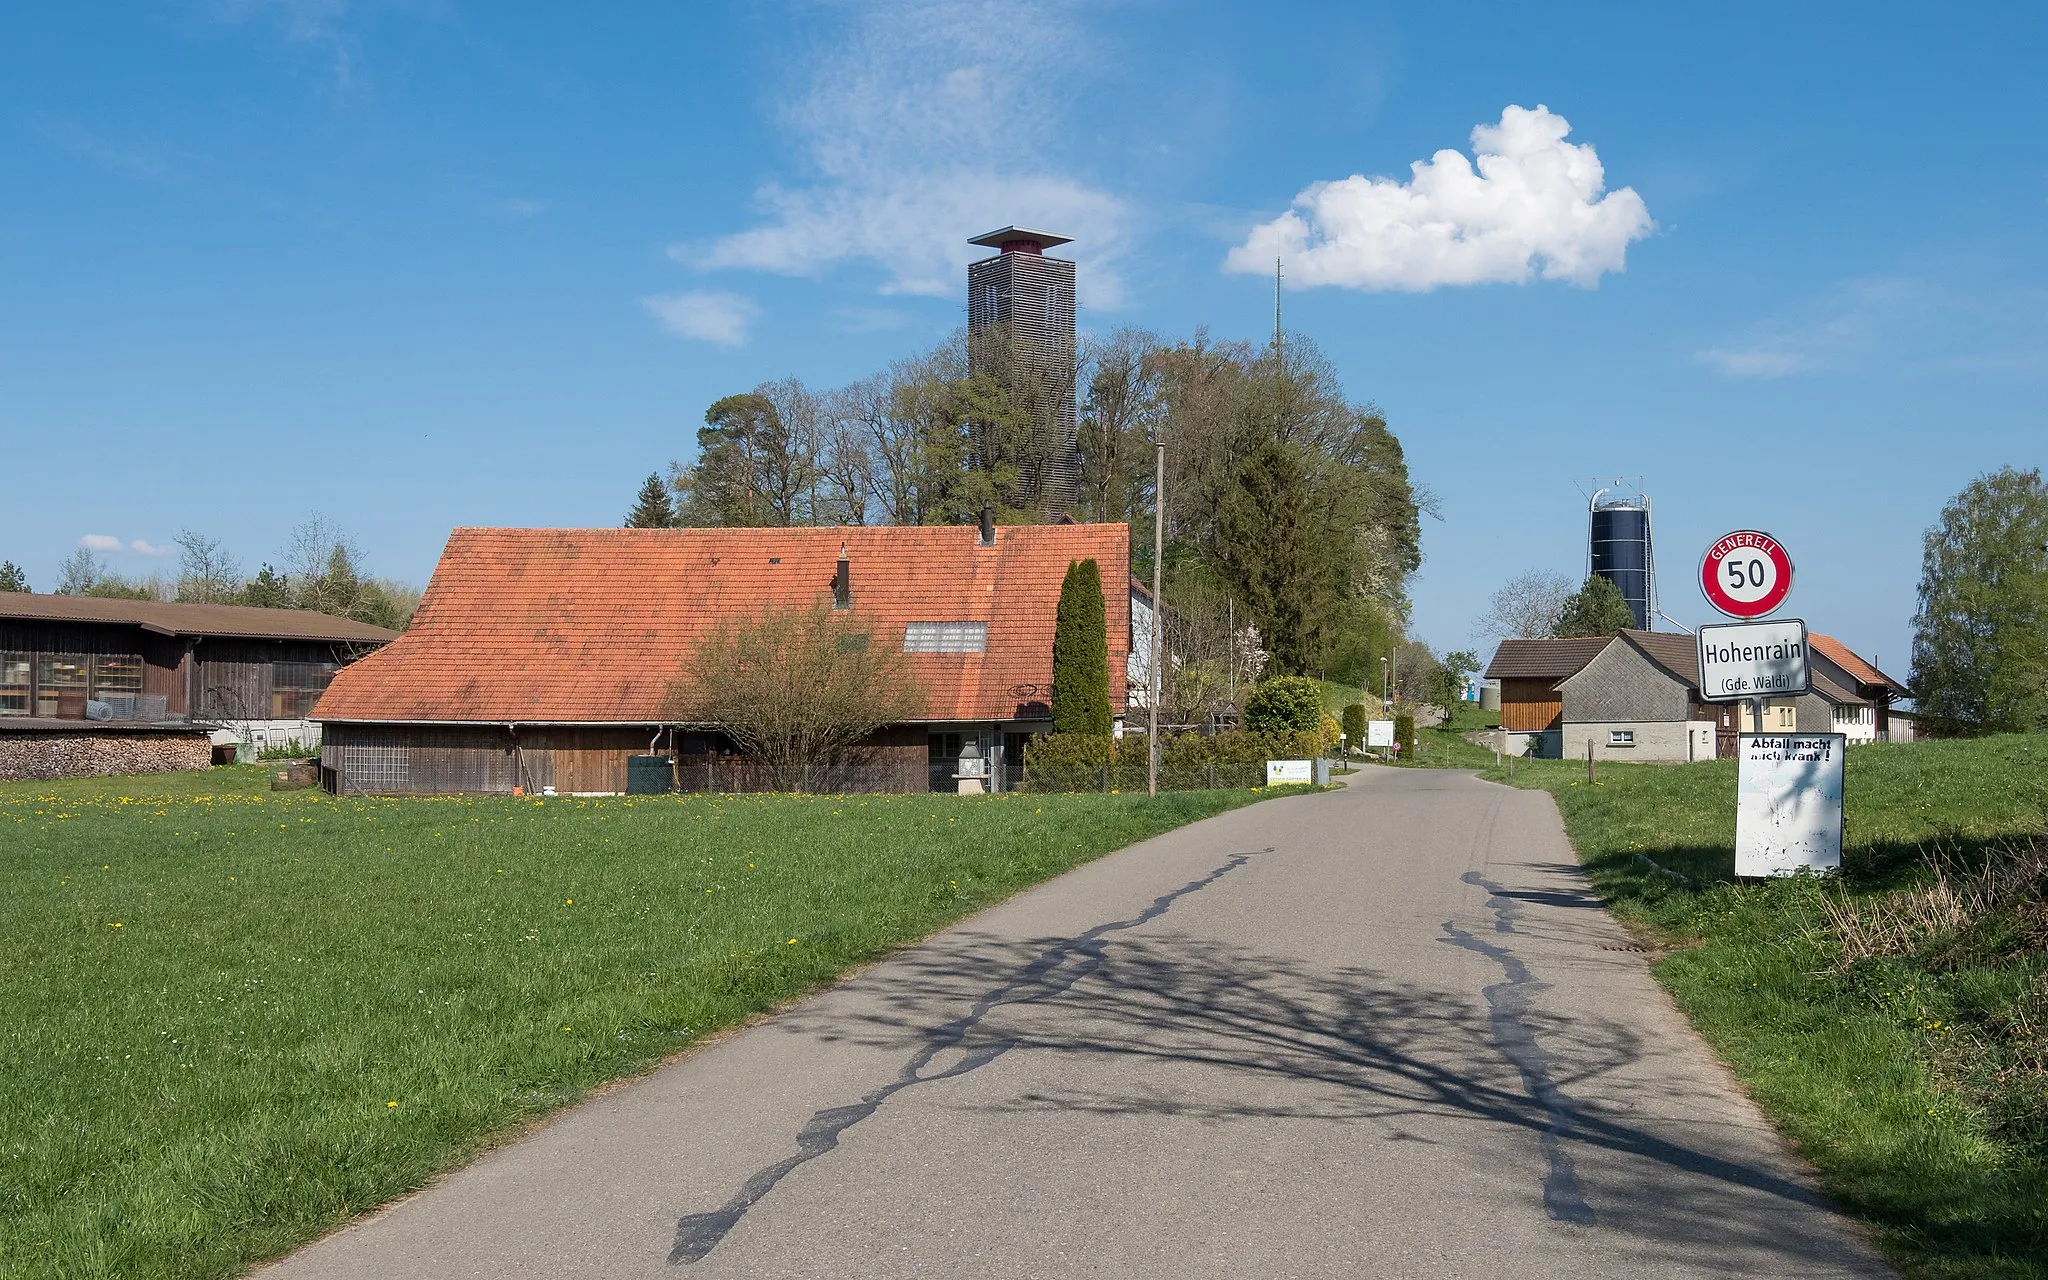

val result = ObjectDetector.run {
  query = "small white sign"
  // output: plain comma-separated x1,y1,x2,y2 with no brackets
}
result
1698,619,1811,702
1736,734,1845,877
1366,720,1395,748
1266,759,1312,785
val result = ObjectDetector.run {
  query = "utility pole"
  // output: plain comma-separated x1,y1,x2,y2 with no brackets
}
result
1148,437,1165,797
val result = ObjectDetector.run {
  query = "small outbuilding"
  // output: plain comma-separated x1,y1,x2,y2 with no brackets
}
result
0,593,396,779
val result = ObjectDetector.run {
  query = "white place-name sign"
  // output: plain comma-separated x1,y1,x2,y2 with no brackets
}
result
1736,733,1845,877
1266,759,1312,785
1366,720,1395,748
1697,618,1810,702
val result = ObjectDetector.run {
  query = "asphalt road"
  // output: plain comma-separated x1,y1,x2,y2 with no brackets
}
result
259,769,1893,1278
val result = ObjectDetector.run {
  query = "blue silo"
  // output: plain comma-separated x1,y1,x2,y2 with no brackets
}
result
1588,488,1655,630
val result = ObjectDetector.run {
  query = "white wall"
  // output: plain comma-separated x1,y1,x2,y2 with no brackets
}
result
1562,720,1715,764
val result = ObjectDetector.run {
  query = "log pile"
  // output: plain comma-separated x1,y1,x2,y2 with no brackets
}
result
0,731,214,781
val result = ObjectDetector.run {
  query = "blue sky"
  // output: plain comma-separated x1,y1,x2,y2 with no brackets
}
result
3,1,2043,673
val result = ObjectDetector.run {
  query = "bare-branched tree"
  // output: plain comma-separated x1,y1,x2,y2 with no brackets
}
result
1472,569,1576,644
668,601,925,792
175,529,243,604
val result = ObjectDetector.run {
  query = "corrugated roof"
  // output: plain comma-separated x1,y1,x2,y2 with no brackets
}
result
313,524,1131,725
1484,637,1612,681
0,592,398,643
1810,633,1910,697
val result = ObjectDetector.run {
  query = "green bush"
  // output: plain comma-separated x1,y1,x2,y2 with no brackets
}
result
1020,728,1327,792
1243,676,1325,736
1341,703,1368,745
1395,713,1417,758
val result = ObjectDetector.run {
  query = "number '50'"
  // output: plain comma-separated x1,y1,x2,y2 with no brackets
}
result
1725,558,1767,589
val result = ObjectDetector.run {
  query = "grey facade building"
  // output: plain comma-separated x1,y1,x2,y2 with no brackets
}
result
1486,628,1906,763
967,226,1078,516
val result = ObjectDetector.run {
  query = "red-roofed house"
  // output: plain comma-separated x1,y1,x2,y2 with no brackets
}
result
312,522,1130,794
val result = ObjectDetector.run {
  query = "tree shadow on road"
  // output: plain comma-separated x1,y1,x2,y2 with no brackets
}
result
756,927,1884,1276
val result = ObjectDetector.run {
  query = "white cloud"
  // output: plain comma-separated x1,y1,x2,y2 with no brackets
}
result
78,534,123,552
1226,104,1653,291
644,291,762,347
131,540,175,557
683,0,1128,305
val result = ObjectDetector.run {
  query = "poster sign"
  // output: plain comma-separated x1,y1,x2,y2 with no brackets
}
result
1697,619,1811,702
1266,759,1312,785
1366,720,1395,748
1736,734,1845,877
1700,530,1794,619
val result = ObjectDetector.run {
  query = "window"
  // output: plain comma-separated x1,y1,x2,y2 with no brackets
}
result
34,655,89,717
903,622,987,654
92,655,142,697
272,661,338,718
1607,729,1635,747
0,654,26,716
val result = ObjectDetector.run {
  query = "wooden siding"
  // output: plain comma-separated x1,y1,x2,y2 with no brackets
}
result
1499,678,1564,732
323,722,933,796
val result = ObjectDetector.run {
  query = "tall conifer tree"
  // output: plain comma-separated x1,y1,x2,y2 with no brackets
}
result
1051,558,1112,735
625,473,679,528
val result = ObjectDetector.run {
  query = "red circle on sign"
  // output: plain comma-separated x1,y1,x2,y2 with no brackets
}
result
1700,530,1793,618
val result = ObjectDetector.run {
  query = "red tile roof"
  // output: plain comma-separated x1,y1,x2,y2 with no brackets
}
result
1809,633,1910,697
313,524,1130,725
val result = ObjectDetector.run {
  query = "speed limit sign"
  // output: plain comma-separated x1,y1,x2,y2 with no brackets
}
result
1700,530,1793,619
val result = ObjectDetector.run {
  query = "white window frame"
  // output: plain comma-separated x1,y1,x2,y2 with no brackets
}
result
1607,729,1635,747
903,621,988,655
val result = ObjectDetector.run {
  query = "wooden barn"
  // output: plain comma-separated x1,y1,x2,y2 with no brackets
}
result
310,521,1131,795
0,594,396,779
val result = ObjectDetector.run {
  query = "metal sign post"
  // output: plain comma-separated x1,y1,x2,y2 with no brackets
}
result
1694,532,1840,876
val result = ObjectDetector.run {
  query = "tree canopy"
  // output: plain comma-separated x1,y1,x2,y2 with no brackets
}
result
1911,467,2048,736
1554,575,1638,638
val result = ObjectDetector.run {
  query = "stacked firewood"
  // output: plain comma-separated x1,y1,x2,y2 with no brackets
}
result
0,733,213,781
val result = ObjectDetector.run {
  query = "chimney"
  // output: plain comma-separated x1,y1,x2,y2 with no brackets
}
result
833,545,851,610
978,505,996,547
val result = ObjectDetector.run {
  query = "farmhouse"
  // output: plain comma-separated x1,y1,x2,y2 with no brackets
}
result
311,521,1131,795
0,593,396,780
1486,629,1908,762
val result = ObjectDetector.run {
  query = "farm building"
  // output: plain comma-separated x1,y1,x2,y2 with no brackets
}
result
1485,629,1908,762
310,521,1131,795
0,593,397,780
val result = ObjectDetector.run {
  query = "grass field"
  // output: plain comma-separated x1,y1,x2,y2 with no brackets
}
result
0,767,1274,1279
1488,736,2048,1279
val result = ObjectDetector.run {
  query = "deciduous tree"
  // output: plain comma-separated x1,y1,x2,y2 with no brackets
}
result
669,600,924,791
1473,569,1576,642
174,530,242,604
1912,467,2048,736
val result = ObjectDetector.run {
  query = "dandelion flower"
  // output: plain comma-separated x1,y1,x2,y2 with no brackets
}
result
387,1101,399,1108
787,938,798,945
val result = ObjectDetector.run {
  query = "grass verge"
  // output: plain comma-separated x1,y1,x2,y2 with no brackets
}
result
1487,736,2048,1279
1,766,1275,1279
